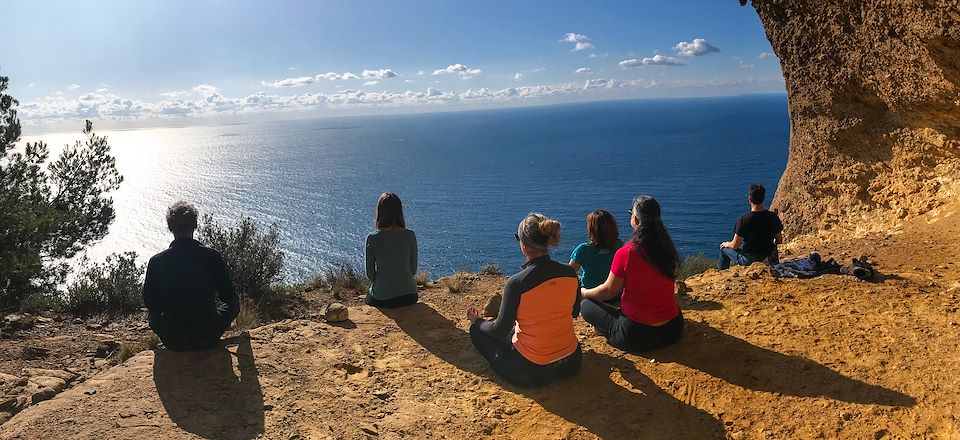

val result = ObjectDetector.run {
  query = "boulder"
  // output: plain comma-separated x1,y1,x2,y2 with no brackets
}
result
321,303,349,323
483,294,502,318
21,369,78,383
2,313,36,332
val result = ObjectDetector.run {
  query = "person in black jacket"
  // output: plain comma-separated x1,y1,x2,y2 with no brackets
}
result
143,201,239,351
719,184,784,269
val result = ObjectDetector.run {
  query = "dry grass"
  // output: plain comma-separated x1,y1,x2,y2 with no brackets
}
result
414,271,431,286
233,297,260,333
441,272,470,293
116,333,161,363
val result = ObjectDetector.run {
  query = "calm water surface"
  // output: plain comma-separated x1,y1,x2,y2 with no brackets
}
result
24,95,789,281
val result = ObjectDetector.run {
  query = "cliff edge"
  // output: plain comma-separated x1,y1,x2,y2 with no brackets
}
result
745,0,960,237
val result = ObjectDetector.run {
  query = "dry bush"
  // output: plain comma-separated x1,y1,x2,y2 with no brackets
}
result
116,333,161,363
414,271,430,286
479,264,501,276
441,272,470,293
233,297,260,332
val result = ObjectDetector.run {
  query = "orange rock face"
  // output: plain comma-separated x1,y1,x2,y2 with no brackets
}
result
746,0,960,236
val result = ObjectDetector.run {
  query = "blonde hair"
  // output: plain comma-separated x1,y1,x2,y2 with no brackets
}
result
521,213,561,248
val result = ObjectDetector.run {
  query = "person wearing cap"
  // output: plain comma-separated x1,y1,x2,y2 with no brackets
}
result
466,213,582,387
580,195,684,352
143,201,240,351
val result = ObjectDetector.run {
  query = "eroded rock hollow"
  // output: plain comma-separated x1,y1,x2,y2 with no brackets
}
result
745,0,960,237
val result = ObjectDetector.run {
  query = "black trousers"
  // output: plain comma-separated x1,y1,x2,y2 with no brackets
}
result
365,293,418,308
469,322,582,388
151,301,232,352
580,298,684,352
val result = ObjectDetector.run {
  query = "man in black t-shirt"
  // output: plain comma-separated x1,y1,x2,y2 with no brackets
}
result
719,184,784,270
143,201,239,351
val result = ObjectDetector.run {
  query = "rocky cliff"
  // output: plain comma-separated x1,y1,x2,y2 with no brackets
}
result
744,0,960,237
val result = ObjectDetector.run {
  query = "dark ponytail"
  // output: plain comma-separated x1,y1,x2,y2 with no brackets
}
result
629,195,679,279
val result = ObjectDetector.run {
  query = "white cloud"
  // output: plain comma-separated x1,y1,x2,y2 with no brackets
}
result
96,88,109,93
261,76,318,87
588,53,608,59
403,79,416,83
431,64,482,79
288,67,296,70
363,80,380,86
17,76,785,124
192,84,219,96
361,68,397,80
561,33,595,52
55,91,64,96
759,52,777,59
673,38,720,57
416,70,424,76
67,84,80,90
27,83,35,88
513,73,523,80
575,67,593,74
620,55,685,68
734,57,755,69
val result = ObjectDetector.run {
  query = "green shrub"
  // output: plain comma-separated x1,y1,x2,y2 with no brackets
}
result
414,271,430,286
65,252,144,317
197,215,285,303
321,264,369,300
678,253,718,280
0,75,123,308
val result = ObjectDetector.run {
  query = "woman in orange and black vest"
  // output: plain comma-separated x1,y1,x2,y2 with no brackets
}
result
466,213,582,387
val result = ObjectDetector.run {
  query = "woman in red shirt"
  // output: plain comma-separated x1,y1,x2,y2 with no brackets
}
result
580,195,683,352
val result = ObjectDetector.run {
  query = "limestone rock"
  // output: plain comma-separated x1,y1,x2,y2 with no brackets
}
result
742,1,960,237
321,303,349,322
22,369,78,383
2,313,36,332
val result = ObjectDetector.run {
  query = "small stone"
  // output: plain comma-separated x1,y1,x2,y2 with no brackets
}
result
73,318,83,325
22,369,78,383
841,411,853,421
94,340,120,358
2,313,37,331
30,388,58,404
321,303,349,323
774,306,784,312
483,294,502,318
84,389,97,396
503,406,520,415
86,323,102,331
674,280,689,296
360,425,379,436
372,388,393,400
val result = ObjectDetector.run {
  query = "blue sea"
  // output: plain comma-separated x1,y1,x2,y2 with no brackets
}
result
25,95,789,281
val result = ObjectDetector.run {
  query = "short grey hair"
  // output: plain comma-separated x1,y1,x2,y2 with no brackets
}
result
166,201,198,235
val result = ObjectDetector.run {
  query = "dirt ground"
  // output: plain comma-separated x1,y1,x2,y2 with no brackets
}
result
1,207,959,439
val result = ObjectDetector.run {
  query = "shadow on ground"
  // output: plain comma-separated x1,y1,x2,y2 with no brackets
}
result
153,334,265,439
653,321,916,406
384,302,726,438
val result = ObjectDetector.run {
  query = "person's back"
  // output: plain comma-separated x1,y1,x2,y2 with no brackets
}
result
569,210,622,293
366,229,417,300
735,210,782,258
719,184,784,269
364,192,419,308
509,256,580,364
143,201,238,351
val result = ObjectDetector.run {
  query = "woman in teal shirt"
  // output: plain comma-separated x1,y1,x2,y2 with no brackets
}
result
569,210,623,298
365,192,418,308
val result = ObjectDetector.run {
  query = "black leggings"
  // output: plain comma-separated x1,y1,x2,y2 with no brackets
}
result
580,298,684,352
365,293,418,308
469,323,582,387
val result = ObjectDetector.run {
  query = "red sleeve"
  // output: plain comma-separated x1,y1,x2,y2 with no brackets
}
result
610,244,630,278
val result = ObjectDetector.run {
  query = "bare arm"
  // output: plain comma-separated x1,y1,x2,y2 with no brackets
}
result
581,271,624,302
568,259,581,272
721,234,743,250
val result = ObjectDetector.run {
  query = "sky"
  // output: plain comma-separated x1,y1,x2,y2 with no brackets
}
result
1,0,785,132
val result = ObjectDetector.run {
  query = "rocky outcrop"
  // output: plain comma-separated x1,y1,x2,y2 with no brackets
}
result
744,0,960,237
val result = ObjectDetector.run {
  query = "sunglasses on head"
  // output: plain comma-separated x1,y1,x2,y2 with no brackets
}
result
514,232,520,242
626,209,635,217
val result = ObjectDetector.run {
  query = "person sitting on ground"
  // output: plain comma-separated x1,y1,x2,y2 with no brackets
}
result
143,201,239,351
467,213,582,387
365,192,419,308
580,196,684,352
569,209,624,302
718,183,784,270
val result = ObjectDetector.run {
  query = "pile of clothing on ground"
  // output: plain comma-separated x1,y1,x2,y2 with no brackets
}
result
770,252,876,280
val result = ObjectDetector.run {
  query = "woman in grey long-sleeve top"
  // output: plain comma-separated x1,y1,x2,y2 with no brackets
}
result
364,192,419,308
